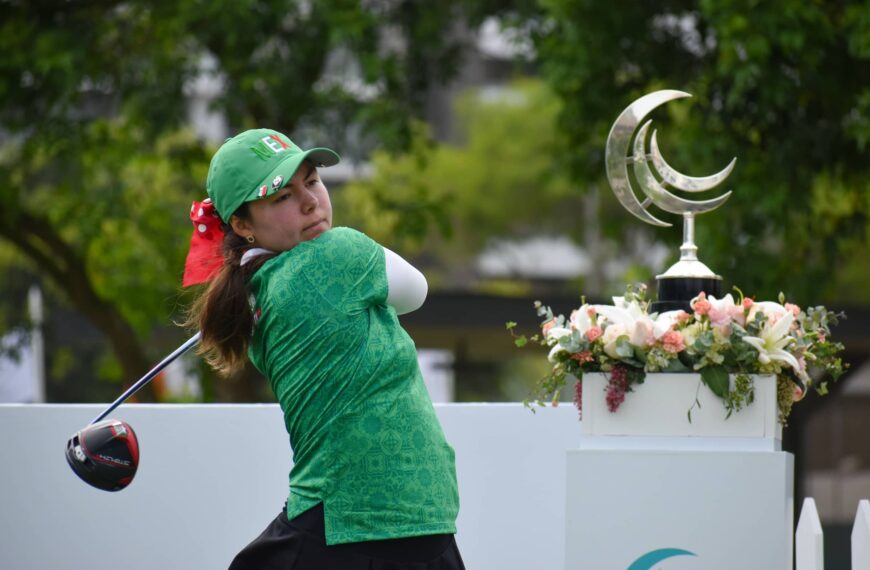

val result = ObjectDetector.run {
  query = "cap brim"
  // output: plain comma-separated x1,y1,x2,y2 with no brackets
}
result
245,148,341,204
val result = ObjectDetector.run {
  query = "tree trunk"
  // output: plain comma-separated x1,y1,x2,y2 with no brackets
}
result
0,209,155,400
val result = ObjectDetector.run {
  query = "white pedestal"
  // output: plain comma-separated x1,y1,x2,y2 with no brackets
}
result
565,449,793,569
566,373,794,569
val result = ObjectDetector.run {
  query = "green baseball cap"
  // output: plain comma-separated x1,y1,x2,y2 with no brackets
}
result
206,128,340,222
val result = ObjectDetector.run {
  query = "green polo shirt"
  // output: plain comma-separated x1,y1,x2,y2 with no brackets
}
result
247,227,459,545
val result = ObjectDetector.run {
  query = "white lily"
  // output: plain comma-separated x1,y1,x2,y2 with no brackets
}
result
569,304,595,335
747,301,788,324
742,311,800,371
654,310,683,335
593,299,645,328
595,300,675,345
707,294,743,327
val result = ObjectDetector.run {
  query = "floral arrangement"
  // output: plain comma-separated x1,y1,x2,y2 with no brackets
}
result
507,285,847,424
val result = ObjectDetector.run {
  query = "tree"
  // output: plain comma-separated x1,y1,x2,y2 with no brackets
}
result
339,79,620,290
0,0,499,399
528,0,870,304
345,1,870,306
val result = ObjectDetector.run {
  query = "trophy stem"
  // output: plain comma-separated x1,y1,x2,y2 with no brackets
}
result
680,212,698,262
652,211,723,313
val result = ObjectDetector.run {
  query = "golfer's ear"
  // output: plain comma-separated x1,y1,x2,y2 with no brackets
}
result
229,215,252,236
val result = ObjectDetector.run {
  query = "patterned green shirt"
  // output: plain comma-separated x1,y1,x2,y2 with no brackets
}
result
247,227,459,545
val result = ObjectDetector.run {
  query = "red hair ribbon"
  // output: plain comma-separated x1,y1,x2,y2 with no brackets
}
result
182,198,225,287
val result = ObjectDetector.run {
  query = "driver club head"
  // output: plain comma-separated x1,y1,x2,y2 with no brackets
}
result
66,419,139,492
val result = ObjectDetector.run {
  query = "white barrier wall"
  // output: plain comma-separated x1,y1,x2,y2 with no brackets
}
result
0,403,581,570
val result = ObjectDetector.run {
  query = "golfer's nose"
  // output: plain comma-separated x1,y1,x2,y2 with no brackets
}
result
301,189,318,213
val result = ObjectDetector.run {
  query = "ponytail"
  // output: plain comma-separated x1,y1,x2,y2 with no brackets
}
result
184,204,277,376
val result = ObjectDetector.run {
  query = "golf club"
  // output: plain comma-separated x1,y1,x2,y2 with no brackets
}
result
65,332,201,491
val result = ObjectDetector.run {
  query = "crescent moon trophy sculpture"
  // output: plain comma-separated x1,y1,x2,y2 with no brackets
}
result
604,90,737,312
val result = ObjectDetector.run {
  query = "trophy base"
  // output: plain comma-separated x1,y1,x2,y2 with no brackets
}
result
651,275,723,314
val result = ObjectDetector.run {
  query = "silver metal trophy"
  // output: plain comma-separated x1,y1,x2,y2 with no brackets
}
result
604,90,736,312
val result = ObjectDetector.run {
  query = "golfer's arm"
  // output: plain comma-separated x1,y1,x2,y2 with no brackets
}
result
383,247,428,315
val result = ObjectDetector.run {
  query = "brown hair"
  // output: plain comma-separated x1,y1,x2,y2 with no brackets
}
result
185,203,277,376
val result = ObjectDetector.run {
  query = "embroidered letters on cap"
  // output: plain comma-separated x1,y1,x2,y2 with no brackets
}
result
264,134,291,151
249,134,292,160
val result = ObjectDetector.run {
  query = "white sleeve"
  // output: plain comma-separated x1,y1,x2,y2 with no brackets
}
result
383,247,428,315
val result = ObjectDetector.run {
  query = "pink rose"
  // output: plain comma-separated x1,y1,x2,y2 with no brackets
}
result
585,326,603,342
661,330,686,354
785,303,801,317
586,307,596,318
571,351,594,364
542,319,555,334
742,297,754,310
692,292,712,317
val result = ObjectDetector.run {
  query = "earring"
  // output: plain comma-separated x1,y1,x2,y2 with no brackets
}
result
246,235,255,244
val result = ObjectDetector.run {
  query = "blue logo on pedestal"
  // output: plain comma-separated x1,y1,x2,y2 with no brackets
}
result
627,548,696,569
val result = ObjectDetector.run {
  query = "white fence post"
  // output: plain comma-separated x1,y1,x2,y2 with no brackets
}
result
796,497,824,570
853,500,870,570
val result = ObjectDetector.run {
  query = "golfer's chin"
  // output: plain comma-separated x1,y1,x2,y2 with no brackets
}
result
302,220,330,240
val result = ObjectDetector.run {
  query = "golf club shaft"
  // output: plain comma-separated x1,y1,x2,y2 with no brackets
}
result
91,332,202,424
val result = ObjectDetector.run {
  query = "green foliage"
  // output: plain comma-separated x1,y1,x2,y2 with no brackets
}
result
724,373,755,419
343,3,870,302
0,0,504,399
49,347,75,383
777,374,796,426
701,365,729,399
526,0,870,303
338,79,576,257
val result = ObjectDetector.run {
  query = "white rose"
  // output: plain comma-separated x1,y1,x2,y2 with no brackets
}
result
548,343,568,363
602,323,628,358
546,326,572,344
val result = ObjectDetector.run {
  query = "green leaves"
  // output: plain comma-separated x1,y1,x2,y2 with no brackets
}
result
337,79,574,256
701,366,730,400
505,320,528,348
528,0,870,305
724,373,755,419
0,1,508,400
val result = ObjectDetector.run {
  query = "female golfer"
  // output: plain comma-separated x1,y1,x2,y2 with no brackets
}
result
183,128,463,569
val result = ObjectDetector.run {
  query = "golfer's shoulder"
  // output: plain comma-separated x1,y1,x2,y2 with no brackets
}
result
309,226,382,260
323,226,378,249
254,227,382,286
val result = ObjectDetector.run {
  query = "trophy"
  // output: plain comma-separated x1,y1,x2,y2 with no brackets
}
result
604,90,736,313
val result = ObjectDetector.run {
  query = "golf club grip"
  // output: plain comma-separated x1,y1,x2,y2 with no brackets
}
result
90,332,202,424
